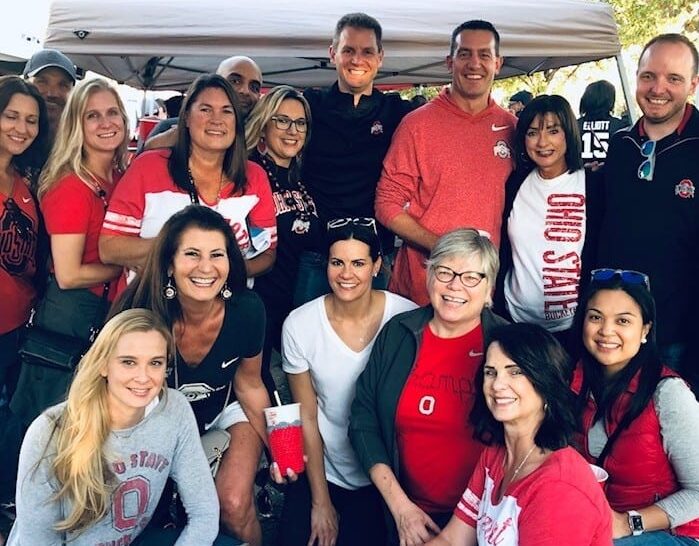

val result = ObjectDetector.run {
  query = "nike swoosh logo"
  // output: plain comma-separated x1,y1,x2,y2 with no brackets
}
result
469,350,484,357
221,356,240,369
21,197,32,203
491,124,509,132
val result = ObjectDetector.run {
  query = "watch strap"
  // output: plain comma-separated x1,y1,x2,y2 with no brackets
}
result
628,510,644,536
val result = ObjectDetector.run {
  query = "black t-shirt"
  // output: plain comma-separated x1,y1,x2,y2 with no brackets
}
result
302,84,413,250
577,114,628,161
169,289,266,433
251,152,322,318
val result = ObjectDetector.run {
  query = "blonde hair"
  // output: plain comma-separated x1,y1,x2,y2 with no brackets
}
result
37,78,129,199
245,85,312,151
50,308,173,533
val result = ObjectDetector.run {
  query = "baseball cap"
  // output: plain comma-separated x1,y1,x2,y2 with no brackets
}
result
23,49,78,82
509,90,533,105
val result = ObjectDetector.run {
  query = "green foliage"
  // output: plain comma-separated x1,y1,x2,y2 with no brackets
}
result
602,0,699,47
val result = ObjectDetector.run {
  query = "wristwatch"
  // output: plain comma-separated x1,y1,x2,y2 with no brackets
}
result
628,510,644,536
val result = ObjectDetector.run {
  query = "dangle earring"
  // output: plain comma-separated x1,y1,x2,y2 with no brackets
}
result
257,137,268,155
163,276,177,300
220,283,233,300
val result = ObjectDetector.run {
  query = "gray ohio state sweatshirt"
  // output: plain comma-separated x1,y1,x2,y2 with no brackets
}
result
8,389,219,546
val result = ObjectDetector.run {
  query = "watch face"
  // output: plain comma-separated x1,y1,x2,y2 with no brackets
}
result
631,515,644,532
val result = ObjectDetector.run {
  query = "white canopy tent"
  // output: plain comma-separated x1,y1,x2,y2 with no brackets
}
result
44,0,624,91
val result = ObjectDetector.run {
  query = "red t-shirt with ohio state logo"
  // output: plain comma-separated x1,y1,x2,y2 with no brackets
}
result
396,323,484,513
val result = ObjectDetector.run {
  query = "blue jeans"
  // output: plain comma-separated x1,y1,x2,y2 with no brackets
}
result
614,531,698,545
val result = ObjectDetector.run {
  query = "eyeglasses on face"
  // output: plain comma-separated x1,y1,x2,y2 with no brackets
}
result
432,265,486,288
270,115,308,133
637,139,656,181
327,217,378,234
590,268,650,289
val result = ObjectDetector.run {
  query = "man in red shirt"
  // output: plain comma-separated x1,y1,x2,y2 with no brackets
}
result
375,20,516,306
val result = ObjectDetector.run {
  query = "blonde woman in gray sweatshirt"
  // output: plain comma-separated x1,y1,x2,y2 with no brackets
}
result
7,309,236,546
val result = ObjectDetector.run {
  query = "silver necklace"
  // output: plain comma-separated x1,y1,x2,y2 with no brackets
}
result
510,444,537,482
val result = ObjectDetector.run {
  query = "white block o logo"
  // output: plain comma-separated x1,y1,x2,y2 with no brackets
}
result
419,396,435,415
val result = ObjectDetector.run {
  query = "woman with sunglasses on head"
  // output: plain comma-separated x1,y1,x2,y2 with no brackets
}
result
99,74,276,291
245,85,322,395
111,205,269,546
494,94,603,358
277,217,416,546
571,269,699,544
349,228,507,546
426,323,612,546
8,308,228,546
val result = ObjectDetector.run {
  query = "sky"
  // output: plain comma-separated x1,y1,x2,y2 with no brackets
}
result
0,0,50,60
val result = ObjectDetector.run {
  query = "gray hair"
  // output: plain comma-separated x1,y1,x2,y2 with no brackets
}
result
426,228,499,288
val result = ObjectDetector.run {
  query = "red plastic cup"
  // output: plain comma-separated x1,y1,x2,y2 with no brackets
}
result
264,403,304,474
137,118,159,142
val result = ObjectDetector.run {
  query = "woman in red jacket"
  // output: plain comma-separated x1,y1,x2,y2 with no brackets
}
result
572,269,699,544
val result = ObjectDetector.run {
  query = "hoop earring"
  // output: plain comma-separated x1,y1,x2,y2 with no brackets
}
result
220,283,232,300
163,276,177,300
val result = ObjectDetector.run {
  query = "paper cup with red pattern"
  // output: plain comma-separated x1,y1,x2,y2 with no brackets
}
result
264,403,305,474
590,464,609,485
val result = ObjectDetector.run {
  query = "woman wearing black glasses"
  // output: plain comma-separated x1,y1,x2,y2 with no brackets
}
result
494,94,603,357
245,85,321,394
277,218,416,546
349,228,507,546
571,269,699,544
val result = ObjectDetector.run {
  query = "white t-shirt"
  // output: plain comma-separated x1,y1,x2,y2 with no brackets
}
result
504,169,586,332
282,291,417,490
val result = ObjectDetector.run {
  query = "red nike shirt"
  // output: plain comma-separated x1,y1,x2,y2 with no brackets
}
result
396,323,485,513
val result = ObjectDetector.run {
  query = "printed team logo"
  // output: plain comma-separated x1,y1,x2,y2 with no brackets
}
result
674,178,695,199
178,382,220,402
493,140,511,159
370,120,384,135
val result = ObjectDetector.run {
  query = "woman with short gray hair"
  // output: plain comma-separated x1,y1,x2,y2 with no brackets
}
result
349,228,507,546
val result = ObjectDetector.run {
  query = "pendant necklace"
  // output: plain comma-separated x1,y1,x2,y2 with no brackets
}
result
510,444,537,483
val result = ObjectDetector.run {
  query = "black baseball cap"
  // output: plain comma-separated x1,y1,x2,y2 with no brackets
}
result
23,49,78,82
509,90,533,105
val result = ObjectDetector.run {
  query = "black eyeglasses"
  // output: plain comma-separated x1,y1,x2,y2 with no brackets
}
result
591,268,650,289
433,265,486,288
270,115,308,133
327,217,378,235
637,139,656,181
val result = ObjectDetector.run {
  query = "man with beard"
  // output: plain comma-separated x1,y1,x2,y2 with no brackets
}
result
143,56,262,150
596,33,699,390
23,49,77,145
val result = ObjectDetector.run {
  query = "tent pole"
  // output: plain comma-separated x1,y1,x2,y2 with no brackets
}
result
616,53,637,123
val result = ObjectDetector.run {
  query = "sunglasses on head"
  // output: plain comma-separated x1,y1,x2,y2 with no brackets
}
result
590,268,650,289
326,217,378,235
637,139,656,181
